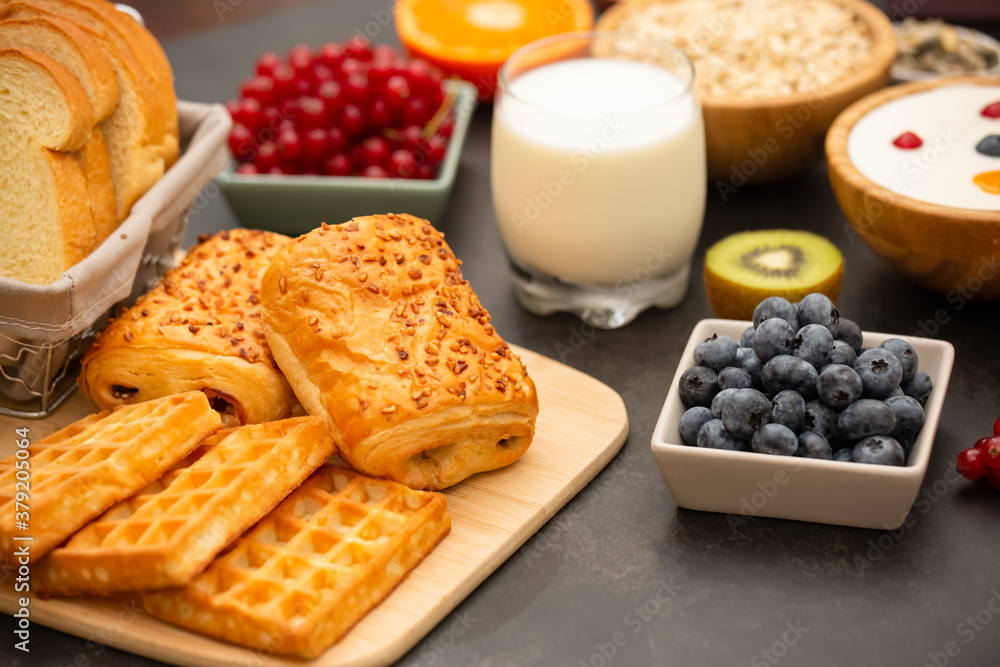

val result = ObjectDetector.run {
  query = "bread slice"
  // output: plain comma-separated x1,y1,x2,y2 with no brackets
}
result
23,0,178,165
0,46,99,285
0,15,118,236
0,1,168,220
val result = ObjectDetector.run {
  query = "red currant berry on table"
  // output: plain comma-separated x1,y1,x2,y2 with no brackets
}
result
993,415,1000,437
957,447,988,480
977,436,1000,469
987,467,1000,489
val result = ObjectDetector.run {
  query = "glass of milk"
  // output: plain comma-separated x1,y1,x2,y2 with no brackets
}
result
492,31,705,329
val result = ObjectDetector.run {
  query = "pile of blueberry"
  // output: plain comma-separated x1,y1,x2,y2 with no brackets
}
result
677,294,933,466
955,417,1000,487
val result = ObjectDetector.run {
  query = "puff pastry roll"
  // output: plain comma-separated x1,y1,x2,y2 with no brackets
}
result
79,229,298,426
261,214,538,490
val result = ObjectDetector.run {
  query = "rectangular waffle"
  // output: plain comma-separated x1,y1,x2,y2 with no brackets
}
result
142,465,451,659
0,392,222,563
36,416,336,596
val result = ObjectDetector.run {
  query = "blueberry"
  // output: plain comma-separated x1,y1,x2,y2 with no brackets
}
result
720,388,771,440
878,338,919,384
740,327,755,347
833,448,853,462
718,366,753,390
886,395,924,446
902,370,933,405
837,399,895,442
816,364,863,409
697,419,747,451
679,406,714,446
771,390,806,433
802,399,836,438
975,134,1000,157
888,386,904,398
679,366,719,408
835,318,863,352
740,349,765,389
829,340,858,367
735,346,753,366
793,323,834,368
694,334,739,371
853,435,905,466
797,293,839,335
753,318,795,363
752,423,799,456
753,296,799,331
797,431,833,459
762,355,819,399
854,348,903,399
712,388,739,419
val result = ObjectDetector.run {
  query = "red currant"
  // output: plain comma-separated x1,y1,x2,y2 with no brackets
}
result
312,64,336,88
294,77,312,97
326,126,347,153
988,467,1000,489
339,58,366,79
977,436,1000,469
272,63,296,100
262,106,281,132
345,35,372,62
369,59,395,90
362,164,389,178
957,447,988,480
323,153,353,176
981,101,1000,119
224,99,241,120
240,76,276,107
402,97,430,126
319,42,345,70
994,416,1000,437
235,98,263,131
415,163,436,180
892,132,923,149
345,72,370,106
254,141,279,171
388,149,417,178
302,128,329,166
436,118,454,139
405,59,440,98
361,136,389,167
298,97,327,131
425,136,446,164
277,129,302,162
340,104,366,136
228,123,255,161
318,80,344,121
372,44,397,64
288,44,313,68
255,52,281,78
236,162,259,175
384,75,411,111
368,97,393,128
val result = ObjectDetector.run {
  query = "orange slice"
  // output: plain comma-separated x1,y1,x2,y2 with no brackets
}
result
395,0,593,101
973,170,1000,195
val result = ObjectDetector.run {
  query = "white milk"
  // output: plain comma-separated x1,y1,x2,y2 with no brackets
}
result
847,84,1000,211
491,58,706,286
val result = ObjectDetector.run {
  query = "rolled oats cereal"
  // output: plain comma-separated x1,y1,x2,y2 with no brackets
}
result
613,0,873,97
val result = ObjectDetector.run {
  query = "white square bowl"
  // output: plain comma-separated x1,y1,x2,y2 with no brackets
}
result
650,319,955,530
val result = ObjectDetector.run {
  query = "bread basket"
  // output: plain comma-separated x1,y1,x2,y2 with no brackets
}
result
0,100,232,417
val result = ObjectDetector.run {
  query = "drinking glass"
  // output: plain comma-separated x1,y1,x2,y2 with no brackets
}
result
491,31,705,329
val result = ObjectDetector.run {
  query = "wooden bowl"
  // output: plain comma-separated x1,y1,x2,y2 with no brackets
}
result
597,0,897,183
826,76,1000,300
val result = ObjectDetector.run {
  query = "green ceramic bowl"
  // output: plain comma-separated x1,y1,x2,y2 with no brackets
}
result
218,80,477,234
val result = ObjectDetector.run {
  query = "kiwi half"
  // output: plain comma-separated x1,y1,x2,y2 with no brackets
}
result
704,229,844,320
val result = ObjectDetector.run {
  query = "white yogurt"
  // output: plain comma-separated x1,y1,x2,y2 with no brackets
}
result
847,84,1000,211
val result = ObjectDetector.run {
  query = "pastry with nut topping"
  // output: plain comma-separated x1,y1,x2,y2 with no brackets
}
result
78,229,299,426
261,214,538,490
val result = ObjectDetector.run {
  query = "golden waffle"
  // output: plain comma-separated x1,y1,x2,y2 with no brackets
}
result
0,392,222,564
36,416,336,596
143,465,451,659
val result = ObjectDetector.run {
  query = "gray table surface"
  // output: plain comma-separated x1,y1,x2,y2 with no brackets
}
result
6,1,1000,666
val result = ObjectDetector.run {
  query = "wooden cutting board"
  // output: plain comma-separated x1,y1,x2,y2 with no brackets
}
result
0,345,628,666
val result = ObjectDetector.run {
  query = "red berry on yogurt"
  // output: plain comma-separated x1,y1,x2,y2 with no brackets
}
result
892,132,923,149
981,101,1000,119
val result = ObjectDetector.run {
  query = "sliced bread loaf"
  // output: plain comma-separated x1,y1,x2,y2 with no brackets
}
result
0,46,99,285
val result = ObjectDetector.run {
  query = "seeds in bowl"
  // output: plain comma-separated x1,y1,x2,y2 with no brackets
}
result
612,0,874,98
